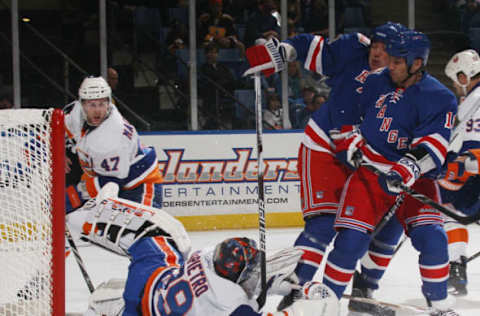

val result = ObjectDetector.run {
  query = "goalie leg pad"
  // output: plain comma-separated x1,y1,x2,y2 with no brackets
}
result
70,183,191,257
88,278,126,316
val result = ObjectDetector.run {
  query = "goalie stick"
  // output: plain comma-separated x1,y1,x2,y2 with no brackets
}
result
253,73,268,309
65,224,95,293
364,164,480,225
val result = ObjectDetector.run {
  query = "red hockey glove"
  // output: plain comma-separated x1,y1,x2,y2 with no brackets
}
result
244,37,293,77
378,156,420,195
329,125,365,168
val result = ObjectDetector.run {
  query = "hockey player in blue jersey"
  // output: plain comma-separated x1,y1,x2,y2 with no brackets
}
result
330,30,458,316
245,21,407,312
349,49,480,316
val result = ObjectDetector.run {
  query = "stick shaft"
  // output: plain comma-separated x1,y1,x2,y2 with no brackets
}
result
65,224,95,293
254,73,267,309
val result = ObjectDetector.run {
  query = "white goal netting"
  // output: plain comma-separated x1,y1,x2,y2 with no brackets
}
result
0,109,64,316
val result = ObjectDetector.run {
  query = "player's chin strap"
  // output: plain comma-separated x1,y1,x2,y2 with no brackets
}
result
398,64,424,87
364,164,480,225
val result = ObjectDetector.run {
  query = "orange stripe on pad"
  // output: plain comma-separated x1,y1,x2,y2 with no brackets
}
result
447,228,469,244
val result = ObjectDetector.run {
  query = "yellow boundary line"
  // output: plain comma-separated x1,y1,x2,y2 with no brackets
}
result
176,212,304,231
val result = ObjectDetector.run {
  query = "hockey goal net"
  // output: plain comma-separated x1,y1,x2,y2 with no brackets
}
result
0,109,65,316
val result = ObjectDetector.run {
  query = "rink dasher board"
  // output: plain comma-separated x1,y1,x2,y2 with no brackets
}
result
140,130,304,231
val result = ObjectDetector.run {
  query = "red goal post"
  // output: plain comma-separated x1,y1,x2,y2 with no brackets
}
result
0,109,65,316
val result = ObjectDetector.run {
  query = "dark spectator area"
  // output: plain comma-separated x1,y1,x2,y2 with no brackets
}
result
0,0,474,131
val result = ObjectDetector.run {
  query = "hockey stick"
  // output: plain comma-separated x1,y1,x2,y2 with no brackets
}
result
65,224,95,293
291,284,436,315
371,193,405,238
364,164,480,225
253,73,268,310
467,249,480,263
342,294,436,315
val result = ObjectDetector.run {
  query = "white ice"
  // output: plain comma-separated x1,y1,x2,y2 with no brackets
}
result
67,225,480,315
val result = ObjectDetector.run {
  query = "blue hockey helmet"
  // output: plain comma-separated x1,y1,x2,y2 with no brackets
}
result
387,30,430,67
213,237,259,284
370,22,408,45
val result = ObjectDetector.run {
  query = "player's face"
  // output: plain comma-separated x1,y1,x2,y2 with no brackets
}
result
388,56,409,85
369,42,389,70
82,98,109,126
453,73,468,96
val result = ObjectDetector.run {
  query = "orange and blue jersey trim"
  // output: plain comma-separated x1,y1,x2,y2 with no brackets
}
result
141,236,182,316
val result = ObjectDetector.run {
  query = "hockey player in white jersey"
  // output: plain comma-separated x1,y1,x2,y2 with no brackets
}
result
438,49,480,296
64,76,163,213
66,183,339,316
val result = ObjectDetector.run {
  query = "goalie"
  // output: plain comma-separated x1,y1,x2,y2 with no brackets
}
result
67,183,339,316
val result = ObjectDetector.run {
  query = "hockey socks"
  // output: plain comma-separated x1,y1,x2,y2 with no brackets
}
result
410,225,450,302
293,215,336,284
323,229,370,299
359,216,404,290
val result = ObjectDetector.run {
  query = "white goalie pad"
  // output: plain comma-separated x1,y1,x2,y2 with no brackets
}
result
241,247,303,298
88,279,126,316
67,182,191,257
263,247,304,279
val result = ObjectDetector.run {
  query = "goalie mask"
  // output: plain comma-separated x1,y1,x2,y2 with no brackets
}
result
445,49,480,96
213,237,259,285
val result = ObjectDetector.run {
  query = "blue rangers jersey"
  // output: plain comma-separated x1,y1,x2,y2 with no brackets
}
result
357,69,457,176
285,32,373,153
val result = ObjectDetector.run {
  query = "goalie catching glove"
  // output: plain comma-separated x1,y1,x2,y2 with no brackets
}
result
243,37,296,77
66,182,191,258
263,282,339,316
240,247,304,299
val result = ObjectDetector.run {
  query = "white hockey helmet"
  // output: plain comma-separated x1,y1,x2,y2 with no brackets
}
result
78,76,112,101
445,49,480,94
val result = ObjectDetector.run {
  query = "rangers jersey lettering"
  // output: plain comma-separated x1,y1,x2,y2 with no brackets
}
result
357,69,457,176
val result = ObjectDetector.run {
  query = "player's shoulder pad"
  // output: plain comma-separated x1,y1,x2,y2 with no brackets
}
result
414,75,457,120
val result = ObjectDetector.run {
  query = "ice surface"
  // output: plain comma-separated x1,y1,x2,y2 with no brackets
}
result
67,225,480,315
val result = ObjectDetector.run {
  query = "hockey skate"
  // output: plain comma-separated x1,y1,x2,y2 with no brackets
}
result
447,256,467,296
427,299,460,316
429,309,460,316
348,271,395,316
